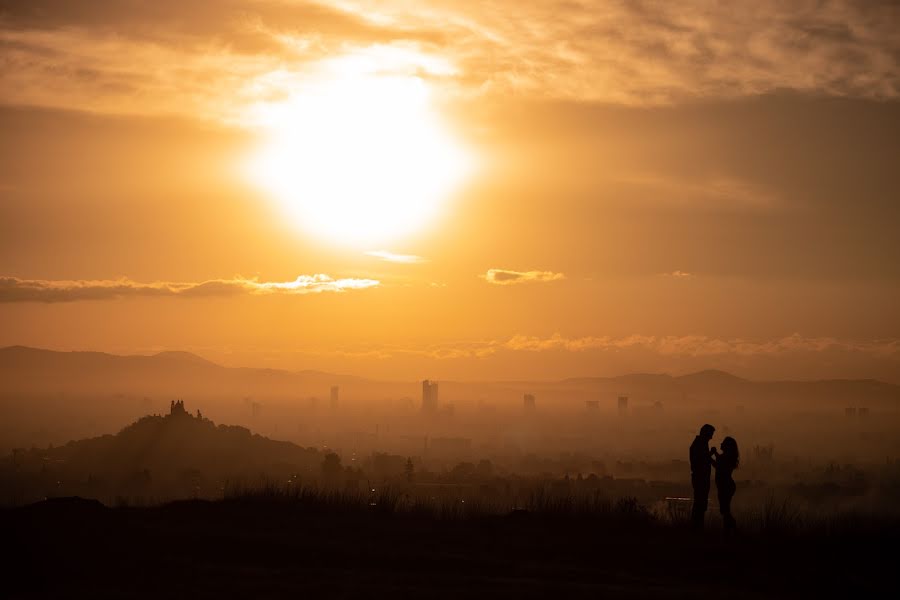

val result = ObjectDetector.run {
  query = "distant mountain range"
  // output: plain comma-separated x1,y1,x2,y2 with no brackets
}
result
0,345,369,397
2,345,898,409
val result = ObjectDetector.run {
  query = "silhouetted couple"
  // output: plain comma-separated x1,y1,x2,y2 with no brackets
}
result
690,424,739,533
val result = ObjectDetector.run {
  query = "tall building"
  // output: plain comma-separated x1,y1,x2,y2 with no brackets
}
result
524,394,536,411
617,395,629,414
585,400,599,410
422,380,439,413
330,386,339,410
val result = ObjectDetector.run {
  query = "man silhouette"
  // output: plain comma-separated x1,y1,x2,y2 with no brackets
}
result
689,424,715,530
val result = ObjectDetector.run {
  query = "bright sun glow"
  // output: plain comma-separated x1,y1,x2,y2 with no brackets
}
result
243,67,474,247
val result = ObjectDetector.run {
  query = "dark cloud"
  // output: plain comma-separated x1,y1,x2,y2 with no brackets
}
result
2,0,898,120
0,275,379,303
0,0,445,50
0,0,452,119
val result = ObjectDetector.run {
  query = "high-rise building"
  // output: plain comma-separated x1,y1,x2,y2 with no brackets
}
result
617,395,629,414
585,400,600,410
422,380,439,413
330,386,339,410
524,394,536,411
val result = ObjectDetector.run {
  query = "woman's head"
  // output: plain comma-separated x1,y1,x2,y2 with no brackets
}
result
720,436,740,468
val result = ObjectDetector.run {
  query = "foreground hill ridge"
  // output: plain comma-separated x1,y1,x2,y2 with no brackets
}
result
1,344,894,387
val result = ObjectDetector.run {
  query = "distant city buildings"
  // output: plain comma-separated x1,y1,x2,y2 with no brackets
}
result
524,394,536,411
617,396,629,414
753,444,775,463
422,380,439,413
330,386,339,410
585,400,599,410
845,406,870,417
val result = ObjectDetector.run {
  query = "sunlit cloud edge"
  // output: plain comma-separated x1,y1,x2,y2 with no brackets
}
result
0,275,380,303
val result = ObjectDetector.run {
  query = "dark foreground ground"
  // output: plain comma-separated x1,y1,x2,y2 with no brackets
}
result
3,496,897,599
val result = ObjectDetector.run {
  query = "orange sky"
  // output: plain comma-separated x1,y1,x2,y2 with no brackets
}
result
1,1,899,381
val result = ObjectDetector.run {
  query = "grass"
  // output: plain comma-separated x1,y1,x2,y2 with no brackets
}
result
219,481,661,523
213,480,900,541
7,482,900,598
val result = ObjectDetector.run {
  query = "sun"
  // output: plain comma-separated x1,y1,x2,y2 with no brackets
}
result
243,70,474,247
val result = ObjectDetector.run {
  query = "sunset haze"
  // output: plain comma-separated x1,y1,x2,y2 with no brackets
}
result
1,0,898,382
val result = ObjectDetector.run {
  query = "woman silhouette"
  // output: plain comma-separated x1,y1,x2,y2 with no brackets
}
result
711,436,739,534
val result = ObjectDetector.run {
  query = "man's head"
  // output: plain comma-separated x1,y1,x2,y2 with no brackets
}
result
699,424,715,440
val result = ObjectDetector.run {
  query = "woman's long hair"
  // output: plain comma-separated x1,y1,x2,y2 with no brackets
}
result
721,436,740,469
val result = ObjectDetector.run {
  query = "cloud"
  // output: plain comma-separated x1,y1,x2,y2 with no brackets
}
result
364,250,426,264
0,0,897,121
177,333,900,382
484,269,565,285
0,1,451,122
499,333,900,360
327,333,899,365
0,275,379,303
266,334,900,372
615,175,781,212
401,0,900,103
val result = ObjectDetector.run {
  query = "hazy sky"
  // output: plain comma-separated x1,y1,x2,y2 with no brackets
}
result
1,1,899,381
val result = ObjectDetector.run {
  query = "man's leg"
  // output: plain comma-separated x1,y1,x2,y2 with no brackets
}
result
691,479,709,529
